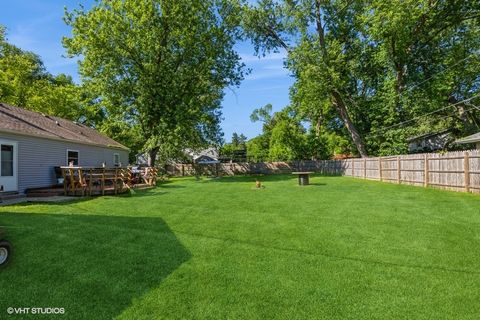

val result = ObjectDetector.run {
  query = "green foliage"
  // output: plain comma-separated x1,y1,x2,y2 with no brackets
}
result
250,103,273,124
246,134,270,162
0,28,90,122
231,132,248,148
98,118,144,163
220,132,248,162
242,0,480,157
63,0,246,165
247,105,313,161
268,111,306,161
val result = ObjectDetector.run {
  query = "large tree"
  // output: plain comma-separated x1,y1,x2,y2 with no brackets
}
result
64,0,245,165
242,0,480,157
243,0,369,157
364,0,480,154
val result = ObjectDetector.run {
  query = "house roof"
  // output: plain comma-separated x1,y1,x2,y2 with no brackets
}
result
0,103,128,150
195,155,220,164
185,147,219,161
455,132,480,144
407,129,451,142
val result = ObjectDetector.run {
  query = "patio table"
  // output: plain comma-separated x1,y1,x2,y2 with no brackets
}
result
292,172,314,186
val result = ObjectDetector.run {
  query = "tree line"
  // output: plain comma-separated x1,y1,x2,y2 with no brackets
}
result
1,0,480,165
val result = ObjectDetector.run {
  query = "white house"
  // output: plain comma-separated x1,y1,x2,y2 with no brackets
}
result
0,103,129,194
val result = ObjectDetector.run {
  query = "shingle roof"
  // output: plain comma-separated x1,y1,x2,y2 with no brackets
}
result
455,132,480,144
0,103,128,150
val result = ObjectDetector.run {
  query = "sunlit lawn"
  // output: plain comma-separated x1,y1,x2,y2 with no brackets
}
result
1,174,480,319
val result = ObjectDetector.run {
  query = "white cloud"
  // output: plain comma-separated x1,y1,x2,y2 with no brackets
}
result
5,11,79,77
248,84,290,92
245,68,290,81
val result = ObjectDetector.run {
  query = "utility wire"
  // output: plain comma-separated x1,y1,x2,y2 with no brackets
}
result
465,101,480,111
367,93,480,138
363,51,479,136
357,52,480,137
367,105,480,139
404,52,479,95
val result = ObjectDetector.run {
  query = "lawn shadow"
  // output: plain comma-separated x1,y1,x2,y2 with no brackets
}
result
0,212,191,319
305,182,327,186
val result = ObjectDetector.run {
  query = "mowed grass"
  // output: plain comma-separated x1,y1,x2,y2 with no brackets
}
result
1,174,480,319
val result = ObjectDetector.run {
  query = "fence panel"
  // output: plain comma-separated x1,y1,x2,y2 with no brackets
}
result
470,150,480,191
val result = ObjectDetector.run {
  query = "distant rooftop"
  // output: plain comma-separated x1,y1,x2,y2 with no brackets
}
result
455,132,480,144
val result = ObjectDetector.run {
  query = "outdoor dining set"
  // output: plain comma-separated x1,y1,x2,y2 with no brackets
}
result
60,166,159,196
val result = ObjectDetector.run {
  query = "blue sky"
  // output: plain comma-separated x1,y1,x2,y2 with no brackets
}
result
0,0,293,142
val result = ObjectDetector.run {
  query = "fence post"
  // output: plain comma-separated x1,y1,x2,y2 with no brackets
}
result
424,154,429,187
364,158,367,179
182,164,185,177
379,157,383,181
352,159,355,177
464,151,470,193
397,156,401,184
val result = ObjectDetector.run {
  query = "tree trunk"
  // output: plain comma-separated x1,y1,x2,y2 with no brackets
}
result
147,146,159,167
314,0,368,158
315,115,322,137
331,91,368,158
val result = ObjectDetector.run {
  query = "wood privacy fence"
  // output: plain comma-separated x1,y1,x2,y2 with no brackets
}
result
166,149,480,194
340,150,480,193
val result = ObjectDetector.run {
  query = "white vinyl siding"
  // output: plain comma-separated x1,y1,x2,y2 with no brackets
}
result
0,132,129,193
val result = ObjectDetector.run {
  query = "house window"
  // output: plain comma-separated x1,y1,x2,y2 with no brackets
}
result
113,153,120,167
67,150,79,166
1,145,13,176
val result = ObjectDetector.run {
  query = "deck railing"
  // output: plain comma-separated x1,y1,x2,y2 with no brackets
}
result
60,166,159,196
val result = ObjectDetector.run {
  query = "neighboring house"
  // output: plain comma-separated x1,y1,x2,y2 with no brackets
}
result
136,147,220,165
407,130,453,153
186,147,219,164
0,103,129,193
455,132,480,149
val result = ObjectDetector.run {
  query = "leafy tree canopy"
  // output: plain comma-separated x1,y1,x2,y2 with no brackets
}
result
242,0,480,157
63,0,246,165
0,26,94,122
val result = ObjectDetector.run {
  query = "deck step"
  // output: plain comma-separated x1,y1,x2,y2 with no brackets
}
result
27,192,64,198
0,192,25,201
26,188,64,198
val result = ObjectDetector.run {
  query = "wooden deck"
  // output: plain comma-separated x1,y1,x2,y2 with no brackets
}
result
26,183,154,197
59,166,159,197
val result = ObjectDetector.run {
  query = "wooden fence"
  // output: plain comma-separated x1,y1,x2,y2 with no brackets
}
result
166,149,480,194
166,161,323,176
339,150,480,193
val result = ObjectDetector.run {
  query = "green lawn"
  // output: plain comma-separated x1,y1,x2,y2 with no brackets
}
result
1,175,480,319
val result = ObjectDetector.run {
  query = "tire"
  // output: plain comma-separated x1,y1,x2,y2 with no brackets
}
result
0,240,12,267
